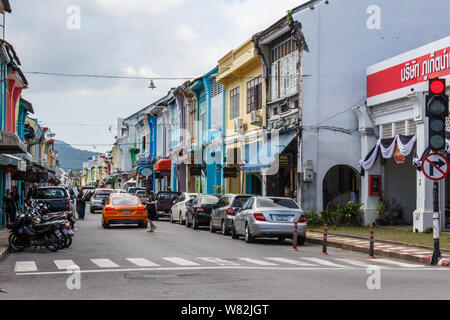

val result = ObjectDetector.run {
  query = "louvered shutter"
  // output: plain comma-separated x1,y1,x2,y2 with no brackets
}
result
272,62,278,100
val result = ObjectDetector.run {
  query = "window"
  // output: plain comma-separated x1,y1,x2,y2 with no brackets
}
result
271,35,299,100
246,76,262,113
257,197,299,209
230,87,240,120
280,103,289,113
112,197,139,207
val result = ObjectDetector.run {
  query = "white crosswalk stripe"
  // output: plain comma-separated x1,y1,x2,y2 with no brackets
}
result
126,258,160,267
372,259,423,268
54,260,79,270
334,258,382,268
90,259,120,268
302,257,346,267
198,258,240,266
14,261,37,272
238,258,278,266
162,257,200,266
265,258,315,266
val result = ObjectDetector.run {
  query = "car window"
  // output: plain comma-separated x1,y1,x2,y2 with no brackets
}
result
157,193,180,200
34,188,68,199
242,198,254,210
200,196,219,205
232,196,251,207
112,197,139,207
257,198,299,209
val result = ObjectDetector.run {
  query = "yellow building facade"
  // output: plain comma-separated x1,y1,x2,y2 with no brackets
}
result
216,39,266,195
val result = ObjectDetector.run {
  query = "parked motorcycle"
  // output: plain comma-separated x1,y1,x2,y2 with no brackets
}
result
8,213,61,252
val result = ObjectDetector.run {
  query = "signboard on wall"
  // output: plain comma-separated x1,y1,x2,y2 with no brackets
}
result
367,36,450,106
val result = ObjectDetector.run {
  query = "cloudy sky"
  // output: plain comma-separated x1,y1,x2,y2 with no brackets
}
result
7,0,307,153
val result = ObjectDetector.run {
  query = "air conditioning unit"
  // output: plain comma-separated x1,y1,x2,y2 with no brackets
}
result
250,111,261,126
234,118,243,132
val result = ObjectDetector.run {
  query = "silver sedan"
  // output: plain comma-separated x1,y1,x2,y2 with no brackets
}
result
231,196,306,244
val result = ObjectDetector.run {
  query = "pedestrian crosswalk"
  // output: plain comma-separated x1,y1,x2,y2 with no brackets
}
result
12,255,429,274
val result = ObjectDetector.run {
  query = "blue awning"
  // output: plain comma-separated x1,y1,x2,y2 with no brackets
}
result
242,131,296,173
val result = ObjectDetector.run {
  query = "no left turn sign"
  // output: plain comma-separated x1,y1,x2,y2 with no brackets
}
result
421,153,450,181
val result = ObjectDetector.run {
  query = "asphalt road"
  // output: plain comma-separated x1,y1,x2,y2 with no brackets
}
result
0,205,449,300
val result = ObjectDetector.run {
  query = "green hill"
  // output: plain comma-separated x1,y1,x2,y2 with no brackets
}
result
53,140,101,170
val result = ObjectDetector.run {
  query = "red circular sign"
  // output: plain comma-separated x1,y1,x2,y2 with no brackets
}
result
421,153,450,181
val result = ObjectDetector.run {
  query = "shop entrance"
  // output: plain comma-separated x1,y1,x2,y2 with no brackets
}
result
246,174,262,196
323,165,360,211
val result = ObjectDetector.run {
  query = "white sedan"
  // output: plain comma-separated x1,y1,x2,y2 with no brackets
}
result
170,193,198,225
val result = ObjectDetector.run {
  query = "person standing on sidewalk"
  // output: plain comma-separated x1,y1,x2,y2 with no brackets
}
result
3,189,17,223
76,188,86,220
145,190,157,232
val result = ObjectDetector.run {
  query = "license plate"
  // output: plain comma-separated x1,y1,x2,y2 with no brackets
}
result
275,215,289,222
122,210,131,214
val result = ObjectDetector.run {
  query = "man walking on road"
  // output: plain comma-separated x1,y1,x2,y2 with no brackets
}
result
76,188,86,220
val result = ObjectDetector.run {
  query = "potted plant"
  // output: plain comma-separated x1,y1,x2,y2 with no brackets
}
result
376,197,389,226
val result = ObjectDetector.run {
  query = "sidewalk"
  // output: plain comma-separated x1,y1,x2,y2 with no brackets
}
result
0,227,9,262
306,230,450,266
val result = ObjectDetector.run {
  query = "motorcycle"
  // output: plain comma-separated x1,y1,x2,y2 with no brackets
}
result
8,212,61,252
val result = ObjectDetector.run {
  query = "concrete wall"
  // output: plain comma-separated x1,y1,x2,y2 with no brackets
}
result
293,0,450,212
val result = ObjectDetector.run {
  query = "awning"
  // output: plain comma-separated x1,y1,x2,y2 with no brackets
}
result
154,158,172,172
242,130,296,173
0,154,26,172
0,131,27,154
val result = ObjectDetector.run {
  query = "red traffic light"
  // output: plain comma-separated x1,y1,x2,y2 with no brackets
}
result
430,79,445,95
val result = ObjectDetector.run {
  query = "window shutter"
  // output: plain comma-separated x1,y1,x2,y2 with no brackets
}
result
272,62,278,100
257,83,262,110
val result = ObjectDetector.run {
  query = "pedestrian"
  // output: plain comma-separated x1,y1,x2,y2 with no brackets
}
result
76,188,86,220
145,190,157,232
3,189,17,224
12,186,20,213
26,184,37,202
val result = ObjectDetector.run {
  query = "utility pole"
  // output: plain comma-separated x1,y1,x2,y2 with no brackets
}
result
431,181,441,265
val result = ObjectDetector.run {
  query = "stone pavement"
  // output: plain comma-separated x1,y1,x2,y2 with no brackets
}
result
306,230,450,266
0,227,9,262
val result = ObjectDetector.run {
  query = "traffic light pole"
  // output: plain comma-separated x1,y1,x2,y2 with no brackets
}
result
431,181,441,265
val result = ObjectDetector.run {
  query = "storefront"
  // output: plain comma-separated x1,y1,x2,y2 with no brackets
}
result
357,36,450,231
154,158,171,192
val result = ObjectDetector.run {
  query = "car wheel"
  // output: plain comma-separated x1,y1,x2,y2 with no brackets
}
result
298,236,306,246
102,219,109,229
209,218,216,233
231,223,238,239
245,224,255,243
193,216,199,230
222,220,230,236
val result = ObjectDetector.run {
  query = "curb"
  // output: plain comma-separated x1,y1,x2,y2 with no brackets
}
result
306,234,449,266
307,229,450,255
0,246,8,262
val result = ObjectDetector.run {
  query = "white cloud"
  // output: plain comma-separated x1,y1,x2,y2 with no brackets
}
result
173,23,200,44
95,0,184,15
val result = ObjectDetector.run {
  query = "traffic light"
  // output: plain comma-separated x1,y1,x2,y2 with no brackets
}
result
426,78,449,151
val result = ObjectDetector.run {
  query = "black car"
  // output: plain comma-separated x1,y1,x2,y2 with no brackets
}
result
186,195,220,230
31,187,71,213
210,194,253,235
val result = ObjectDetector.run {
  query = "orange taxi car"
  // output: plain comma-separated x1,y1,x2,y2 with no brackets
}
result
102,194,148,229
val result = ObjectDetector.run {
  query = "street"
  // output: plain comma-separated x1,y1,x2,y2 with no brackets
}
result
0,205,449,300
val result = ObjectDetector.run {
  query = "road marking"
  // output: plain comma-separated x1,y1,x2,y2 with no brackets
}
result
198,258,240,266
238,258,278,266
14,261,37,272
374,259,424,268
334,258,383,268
16,266,446,276
91,259,120,268
162,257,200,266
302,257,346,268
126,258,160,267
54,260,79,270
265,257,315,266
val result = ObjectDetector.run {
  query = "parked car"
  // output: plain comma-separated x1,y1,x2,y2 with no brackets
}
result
31,187,71,213
210,194,253,235
90,189,115,213
135,190,149,205
185,194,220,230
154,191,181,220
170,193,198,224
126,187,147,195
232,196,306,244
102,194,148,229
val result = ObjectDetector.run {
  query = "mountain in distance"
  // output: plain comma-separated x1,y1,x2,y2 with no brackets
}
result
53,139,102,170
